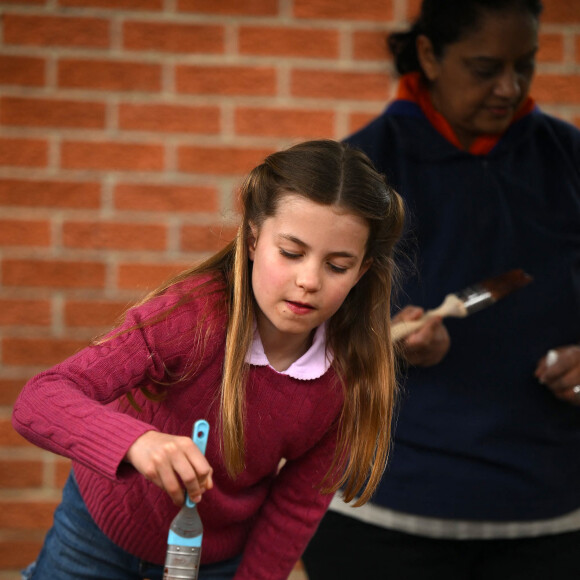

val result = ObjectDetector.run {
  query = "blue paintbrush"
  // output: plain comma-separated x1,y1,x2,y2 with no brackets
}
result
162,419,209,580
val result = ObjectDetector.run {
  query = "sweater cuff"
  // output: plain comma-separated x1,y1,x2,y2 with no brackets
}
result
73,411,159,480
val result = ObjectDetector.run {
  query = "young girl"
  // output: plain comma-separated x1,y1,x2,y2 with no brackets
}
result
12,139,404,580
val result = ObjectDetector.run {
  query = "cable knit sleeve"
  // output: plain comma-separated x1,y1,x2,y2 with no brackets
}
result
11,280,223,481
233,422,341,580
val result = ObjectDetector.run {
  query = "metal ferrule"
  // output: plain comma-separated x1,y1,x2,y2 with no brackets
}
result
460,288,493,314
163,544,201,580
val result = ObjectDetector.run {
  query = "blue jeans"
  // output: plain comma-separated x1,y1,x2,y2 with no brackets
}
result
23,472,240,580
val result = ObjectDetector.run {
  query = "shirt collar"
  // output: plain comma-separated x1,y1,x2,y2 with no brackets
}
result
245,322,333,380
395,72,536,156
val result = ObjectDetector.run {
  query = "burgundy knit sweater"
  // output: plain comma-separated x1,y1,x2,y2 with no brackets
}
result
12,275,344,580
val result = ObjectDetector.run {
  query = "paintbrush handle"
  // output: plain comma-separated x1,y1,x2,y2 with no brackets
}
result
186,421,209,508
391,294,468,342
163,420,209,580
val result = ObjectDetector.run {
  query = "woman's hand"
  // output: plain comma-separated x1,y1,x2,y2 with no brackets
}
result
394,305,451,367
125,431,213,506
535,345,580,406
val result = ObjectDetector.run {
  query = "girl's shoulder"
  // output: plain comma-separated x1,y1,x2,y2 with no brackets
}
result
138,272,227,314
124,272,229,339
115,272,229,369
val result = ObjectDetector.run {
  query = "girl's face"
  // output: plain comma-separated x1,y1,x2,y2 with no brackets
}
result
418,9,538,149
248,194,371,356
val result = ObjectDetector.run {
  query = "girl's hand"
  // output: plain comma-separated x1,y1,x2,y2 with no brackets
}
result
535,345,580,406
125,431,213,506
393,305,451,367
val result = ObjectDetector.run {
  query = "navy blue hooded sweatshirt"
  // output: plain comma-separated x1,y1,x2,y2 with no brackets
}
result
346,100,580,521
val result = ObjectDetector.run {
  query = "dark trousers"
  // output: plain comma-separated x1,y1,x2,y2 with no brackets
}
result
302,510,580,580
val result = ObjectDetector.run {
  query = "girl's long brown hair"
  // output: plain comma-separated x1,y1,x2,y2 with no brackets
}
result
120,140,404,504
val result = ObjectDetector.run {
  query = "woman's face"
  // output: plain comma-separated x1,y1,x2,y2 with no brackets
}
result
418,9,538,149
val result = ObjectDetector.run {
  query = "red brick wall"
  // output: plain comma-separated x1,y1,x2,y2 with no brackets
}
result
1,1,579,576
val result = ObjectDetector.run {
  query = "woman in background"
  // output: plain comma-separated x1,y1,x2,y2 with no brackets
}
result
303,1,580,578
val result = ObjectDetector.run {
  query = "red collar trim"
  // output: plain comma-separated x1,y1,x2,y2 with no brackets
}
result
396,72,535,155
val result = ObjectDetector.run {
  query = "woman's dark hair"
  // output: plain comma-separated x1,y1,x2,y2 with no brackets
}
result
388,0,543,75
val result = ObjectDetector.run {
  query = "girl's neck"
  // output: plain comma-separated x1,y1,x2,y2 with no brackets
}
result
256,317,314,372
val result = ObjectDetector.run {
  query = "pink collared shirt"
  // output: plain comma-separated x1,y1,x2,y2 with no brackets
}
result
245,322,333,380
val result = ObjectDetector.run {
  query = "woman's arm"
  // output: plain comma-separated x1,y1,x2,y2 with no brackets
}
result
393,304,451,367
535,345,580,406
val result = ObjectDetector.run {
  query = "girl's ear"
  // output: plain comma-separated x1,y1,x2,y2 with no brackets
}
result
247,223,258,261
416,34,439,82
355,257,373,285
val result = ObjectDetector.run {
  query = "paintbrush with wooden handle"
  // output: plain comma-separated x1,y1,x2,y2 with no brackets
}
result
391,269,533,342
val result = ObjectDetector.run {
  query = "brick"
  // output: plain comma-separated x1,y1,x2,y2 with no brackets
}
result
176,65,276,96
533,74,580,104
178,145,274,175
239,26,339,58
294,0,393,21
62,221,167,250
542,1,580,24
1,96,106,129
61,140,164,171
3,337,90,366
537,33,564,63
60,0,162,8
235,107,335,138
0,179,101,209
0,55,45,87
3,14,110,48
0,299,51,326
58,59,161,92
181,224,237,252
64,299,128,328
348,110,382,135
576,36,580,64
291,69,390,101
3,259,106,289
118,103,220,134
353,30,390,61
0,378,27,406
2,0,46,4
0,534,45,568
123,21,224,53
0,460,43,489
177,0,277,16
0,499,60,530
0,419,37,447
56,460,72,488
118,262,193,290
406,0,422,19
0,219,50,247
0,138,47,168
114,183,219,213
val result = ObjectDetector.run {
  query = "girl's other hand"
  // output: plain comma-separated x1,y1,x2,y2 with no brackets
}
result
125,431,213,506
394,305,451,367
535,345,580,406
